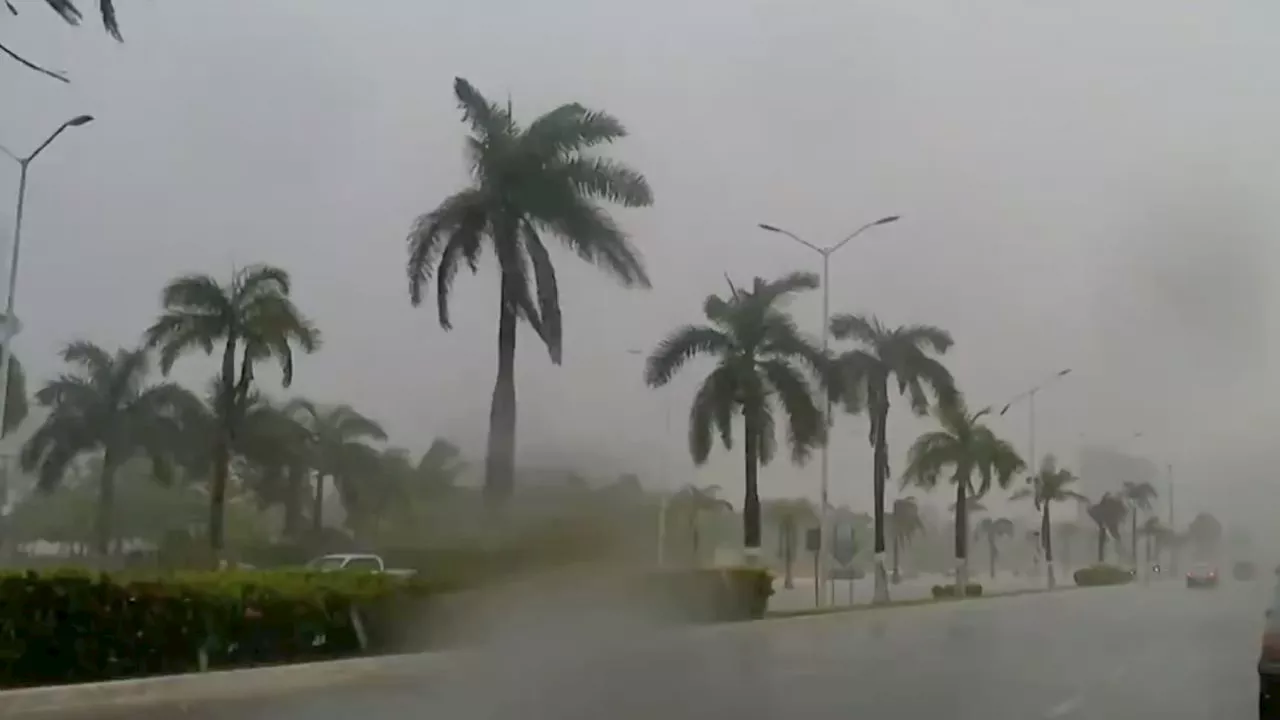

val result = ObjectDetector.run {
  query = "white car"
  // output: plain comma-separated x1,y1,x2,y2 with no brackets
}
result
306,553,416,578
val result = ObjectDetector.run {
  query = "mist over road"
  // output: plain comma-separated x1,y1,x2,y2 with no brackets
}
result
55,580,1267,719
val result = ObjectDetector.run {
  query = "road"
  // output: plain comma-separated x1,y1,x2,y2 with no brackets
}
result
42,578,1270,719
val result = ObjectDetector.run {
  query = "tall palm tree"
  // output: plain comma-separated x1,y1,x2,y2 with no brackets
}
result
1120,480,1158,567
1010,455,1087,588
145,264,320,553
763,498,816,588
19,342,200,558
889,496,925,583
831,313,957,603
1087,493,1126,563
645,272,833,562
404,78,653,509
974,517,1014,579
901,397,1024,594
670,484,733,566
286,400,387,533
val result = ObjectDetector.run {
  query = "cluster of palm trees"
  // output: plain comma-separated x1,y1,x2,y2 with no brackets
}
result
14,265,465,558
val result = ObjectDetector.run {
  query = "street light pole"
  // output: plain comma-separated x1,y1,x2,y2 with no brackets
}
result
757,215,900,606
999,367,1072,470
629,347,673,568
0,115,94,511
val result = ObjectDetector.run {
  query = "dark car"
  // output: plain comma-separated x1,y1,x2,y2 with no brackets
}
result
1186,563,1219,588
1237,561,1258,581
1258,581,1280,716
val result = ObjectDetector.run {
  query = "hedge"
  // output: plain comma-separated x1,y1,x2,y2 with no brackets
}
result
0,566,771,689
931,583,983,598
1072,564,1134,587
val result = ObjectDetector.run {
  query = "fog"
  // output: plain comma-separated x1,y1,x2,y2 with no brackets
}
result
2,0,1279,543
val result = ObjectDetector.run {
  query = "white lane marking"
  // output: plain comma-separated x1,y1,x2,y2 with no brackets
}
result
1044,694,1084,717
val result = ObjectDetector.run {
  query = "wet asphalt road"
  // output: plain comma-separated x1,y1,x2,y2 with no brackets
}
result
39,578,1271,719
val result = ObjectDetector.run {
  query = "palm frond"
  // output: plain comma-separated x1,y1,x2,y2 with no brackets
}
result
559,157,653,208
406,188,488,313
526,103,628,154
520,224,563,364
759,359,823,464
829,313,882,344
452,78,516,143
645,325,732,387
899,323,954,354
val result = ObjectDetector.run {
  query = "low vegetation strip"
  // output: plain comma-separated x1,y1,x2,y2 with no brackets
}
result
0,566,772,690
764,582,1102,619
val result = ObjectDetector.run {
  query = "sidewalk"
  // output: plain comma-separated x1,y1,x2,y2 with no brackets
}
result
768,570,1046,612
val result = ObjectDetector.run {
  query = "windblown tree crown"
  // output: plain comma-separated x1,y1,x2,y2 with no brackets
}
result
644,271,834,465
405,78,654,364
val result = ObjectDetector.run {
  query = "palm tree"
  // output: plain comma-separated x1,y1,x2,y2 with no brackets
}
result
404,79,653,509
670,484,733,566
145,264,320,553
1120,480,1158,567
1,353,28,435
1086,493,1126,563
1010,455,1087,588
831,313,957,603
234,394,312,539
645,272,833,562
1139,516,1168,568
764,498,816,588
889,496,925,583
1187,512,1222,560
286,401,387,533
974,517,1014,579
901,397,1024,594
19,342,200,558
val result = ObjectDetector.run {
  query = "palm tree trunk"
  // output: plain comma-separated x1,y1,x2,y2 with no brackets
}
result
209,339,237,558
1044,505,1055,589
782,519,795,589
283,464,304,538
871,402,891,604
891,532,900,584
954,480,968,595
1097,526,1106,564
484,275,519,510
690,513,700,567
988,535,996,579
312,472,325,532
1130,510,1138,568
742,407,761,565
94,453,118,563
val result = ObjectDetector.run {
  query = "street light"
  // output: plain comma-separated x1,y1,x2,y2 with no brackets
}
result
628,348,674,568
0,114,94,447
998,367,1072,471
757,214,900,606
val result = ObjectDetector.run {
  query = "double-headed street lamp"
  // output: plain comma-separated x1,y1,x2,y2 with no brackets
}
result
0,115,94,447
757,214,900,606
998,367,1072,473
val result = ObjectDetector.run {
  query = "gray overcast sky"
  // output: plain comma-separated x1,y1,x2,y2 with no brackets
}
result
2,0,1279,530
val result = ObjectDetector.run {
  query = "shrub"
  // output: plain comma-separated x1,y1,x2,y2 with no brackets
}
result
931,583,983,598
0,566,771,688
0,569,440,689
1072,564,1134,586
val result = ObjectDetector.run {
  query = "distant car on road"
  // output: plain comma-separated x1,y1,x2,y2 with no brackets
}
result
1186,563,1219,589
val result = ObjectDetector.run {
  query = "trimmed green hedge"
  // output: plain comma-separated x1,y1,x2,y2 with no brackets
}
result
1072,564,1134,586
931,583,983,598
0,566,772,688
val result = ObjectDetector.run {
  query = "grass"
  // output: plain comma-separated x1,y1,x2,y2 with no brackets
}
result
763,583,1096,620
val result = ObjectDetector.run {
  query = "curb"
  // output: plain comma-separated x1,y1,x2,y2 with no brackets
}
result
763,583,1101,620
0,651,454,717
